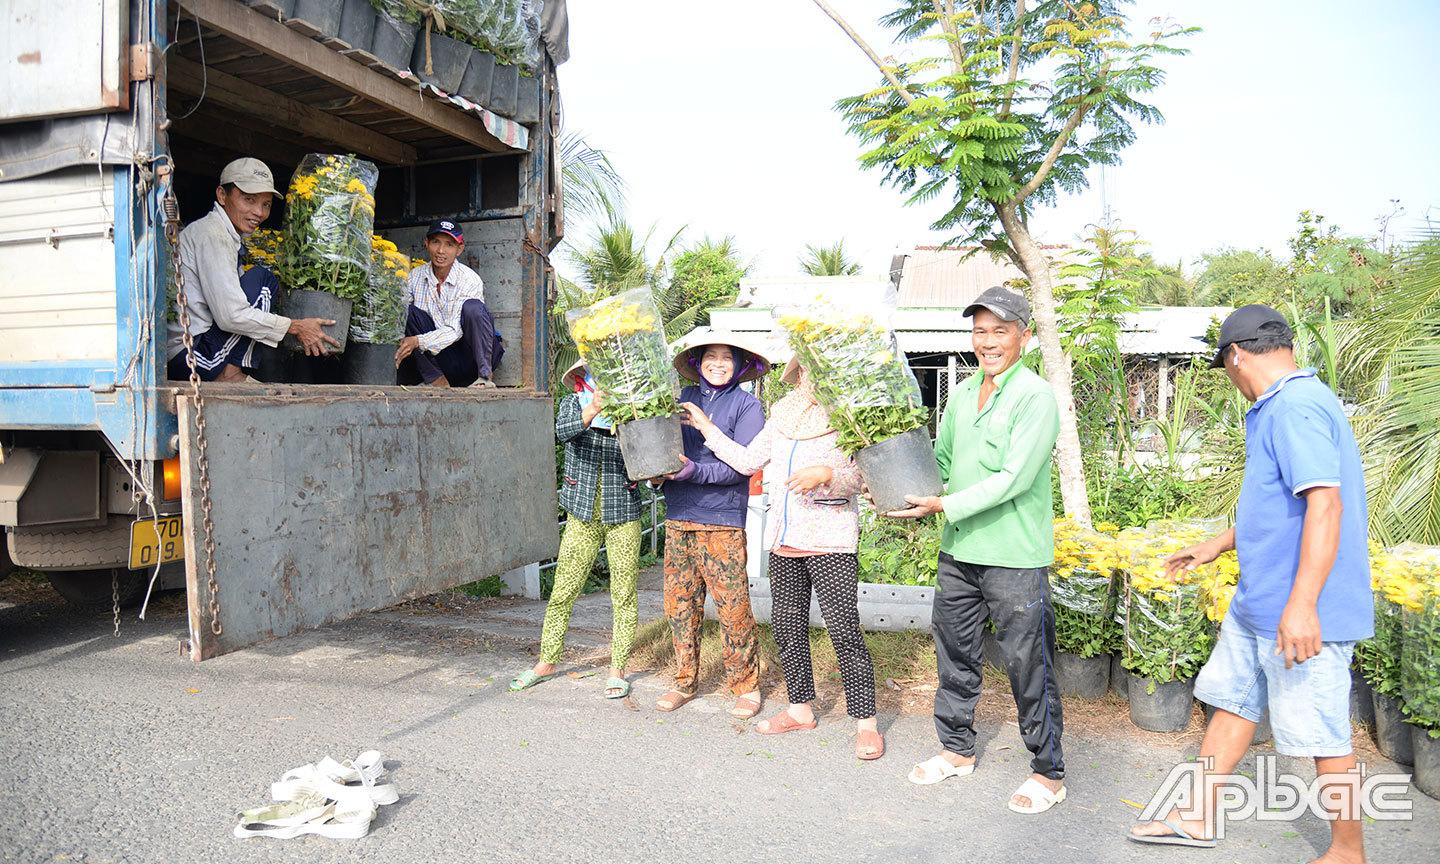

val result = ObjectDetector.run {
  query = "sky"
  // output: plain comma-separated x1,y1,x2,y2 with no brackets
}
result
555,1,1440,280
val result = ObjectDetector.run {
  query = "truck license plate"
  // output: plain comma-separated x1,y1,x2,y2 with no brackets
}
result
128,516,184,569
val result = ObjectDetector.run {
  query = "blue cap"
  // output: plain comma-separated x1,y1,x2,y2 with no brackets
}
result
426,219,463,244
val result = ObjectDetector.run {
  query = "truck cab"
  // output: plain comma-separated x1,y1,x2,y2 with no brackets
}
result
1,0,564,656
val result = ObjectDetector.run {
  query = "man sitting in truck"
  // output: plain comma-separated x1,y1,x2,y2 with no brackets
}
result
394,219,504,389
165,157,340,382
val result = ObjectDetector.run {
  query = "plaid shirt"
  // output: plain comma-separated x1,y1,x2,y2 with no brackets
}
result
407,259,486,354
556,394,642,525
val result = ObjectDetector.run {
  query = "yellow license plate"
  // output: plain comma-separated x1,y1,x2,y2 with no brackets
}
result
129,515,184,570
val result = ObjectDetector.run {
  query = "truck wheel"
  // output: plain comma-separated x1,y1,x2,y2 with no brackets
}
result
45,568,147,611
0,542,13,580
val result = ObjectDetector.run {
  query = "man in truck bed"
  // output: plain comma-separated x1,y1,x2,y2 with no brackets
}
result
394,219,504,389
165,157,339,381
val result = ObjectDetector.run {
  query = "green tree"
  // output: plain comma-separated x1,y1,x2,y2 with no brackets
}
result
559,132,625,225
816,0,1194,524
1133,254,1204,306
663,235,750,337
1194,248,1292,307
799,240,863,276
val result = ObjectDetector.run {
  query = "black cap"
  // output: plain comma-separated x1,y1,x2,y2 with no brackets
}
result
425,219,464,244
964,286,1031,324
1211,304,1292,368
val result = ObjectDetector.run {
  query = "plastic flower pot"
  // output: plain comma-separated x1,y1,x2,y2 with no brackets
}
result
280,290,351,355
342,341,398,385
336,0,376,50
1128,676,1196,733
245,0,295,17
1350,666,1376,728
1111,654,1128,699
489,62,519,117
410,30,470,93
1371,691,1415,765
290,0,344,38
1411,728,1440,800
371,12,418,72
616,416,684,482
516,74,541,124
1056,651,1110,699
855,427,945,515
252,344,291,383
459,51,496,106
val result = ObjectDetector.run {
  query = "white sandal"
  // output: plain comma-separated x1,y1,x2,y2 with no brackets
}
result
908,755,977,785
1007,777,1066,814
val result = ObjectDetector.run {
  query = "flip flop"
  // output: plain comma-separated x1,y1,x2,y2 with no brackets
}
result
509,669,555,692
655,690,696,712
1007,777,1067,814
909,754,976,785
856,729,885,761
755,710,818,735
729,695,762,719
1128,818,1217,848
604,677,631,699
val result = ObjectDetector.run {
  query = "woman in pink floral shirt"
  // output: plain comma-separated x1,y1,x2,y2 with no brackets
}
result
680,359,883,761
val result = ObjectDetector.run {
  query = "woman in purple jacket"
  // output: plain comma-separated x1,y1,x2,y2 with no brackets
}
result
653,332,771,719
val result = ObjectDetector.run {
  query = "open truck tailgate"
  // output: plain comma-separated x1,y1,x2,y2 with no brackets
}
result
176,385,559,660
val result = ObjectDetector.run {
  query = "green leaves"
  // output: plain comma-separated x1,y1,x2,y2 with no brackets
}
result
858,508,941,586
277,155,378,305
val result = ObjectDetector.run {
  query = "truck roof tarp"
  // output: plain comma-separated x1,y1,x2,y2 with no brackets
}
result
0,114,149,183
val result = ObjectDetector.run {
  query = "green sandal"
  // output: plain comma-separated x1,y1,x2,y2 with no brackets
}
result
509,670,555,692
604,677,631,699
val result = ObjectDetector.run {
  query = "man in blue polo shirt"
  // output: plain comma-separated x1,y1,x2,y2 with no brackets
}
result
1130,305,1372,862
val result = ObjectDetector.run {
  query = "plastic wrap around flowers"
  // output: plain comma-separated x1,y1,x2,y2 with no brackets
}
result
1112,522,1235,686
776,307,928,455
352,236,412,345
566,288,679,424
1363,544,1440,738
371,0,539,70
1049,518,1125,659
241,229,283,273
278,154,378,304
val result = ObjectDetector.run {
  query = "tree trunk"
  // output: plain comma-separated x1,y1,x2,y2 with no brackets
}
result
995,203,1092,524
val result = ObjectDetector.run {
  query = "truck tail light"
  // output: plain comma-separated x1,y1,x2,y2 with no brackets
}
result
162,457,182,501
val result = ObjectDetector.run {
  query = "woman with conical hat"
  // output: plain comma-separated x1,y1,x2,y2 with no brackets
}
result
679,354,884,760
510,358,643,699
653,329,772,718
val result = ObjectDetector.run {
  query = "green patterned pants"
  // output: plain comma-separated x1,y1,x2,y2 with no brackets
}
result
539,488,642,669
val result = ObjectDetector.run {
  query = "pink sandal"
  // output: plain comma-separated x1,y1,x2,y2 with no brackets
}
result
756,710,818,735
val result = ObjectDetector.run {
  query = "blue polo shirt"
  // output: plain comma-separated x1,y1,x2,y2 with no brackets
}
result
1232,370,1372,641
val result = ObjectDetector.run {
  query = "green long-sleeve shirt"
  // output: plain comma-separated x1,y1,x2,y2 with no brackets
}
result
934,361,1059,568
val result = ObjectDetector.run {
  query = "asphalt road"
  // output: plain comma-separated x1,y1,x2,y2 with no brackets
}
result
2,579,1437,864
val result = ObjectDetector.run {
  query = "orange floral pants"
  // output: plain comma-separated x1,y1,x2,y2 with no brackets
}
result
662,522,759,696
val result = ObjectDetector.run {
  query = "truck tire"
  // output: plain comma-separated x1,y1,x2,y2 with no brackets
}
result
0,541,14,580
7,517,131,570
45,568,148,610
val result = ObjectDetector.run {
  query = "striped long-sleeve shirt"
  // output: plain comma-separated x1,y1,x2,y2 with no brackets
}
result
406,259,486,354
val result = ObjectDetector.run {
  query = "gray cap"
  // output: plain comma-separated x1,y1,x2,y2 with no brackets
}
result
963,286,1031,324
1210,304,1292,368
219,157,279,196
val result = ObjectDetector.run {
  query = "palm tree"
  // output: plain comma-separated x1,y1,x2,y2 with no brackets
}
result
559,132,625,225
799,240,862,276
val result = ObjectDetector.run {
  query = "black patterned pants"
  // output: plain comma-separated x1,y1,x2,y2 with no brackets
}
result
769,553,876,719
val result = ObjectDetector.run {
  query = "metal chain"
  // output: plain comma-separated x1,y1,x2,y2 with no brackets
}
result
165,191,223,637
112,570,120,637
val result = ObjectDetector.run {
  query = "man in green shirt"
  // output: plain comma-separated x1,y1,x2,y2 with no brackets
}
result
890,286,1066,815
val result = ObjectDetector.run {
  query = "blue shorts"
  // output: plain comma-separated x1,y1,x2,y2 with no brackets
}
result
1194,618,1356,758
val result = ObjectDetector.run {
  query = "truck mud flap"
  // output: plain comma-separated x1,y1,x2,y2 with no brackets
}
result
176,387,559,660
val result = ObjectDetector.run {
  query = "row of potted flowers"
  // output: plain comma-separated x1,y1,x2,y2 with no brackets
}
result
242,0,542,123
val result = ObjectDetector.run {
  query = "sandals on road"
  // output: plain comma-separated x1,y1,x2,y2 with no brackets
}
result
509,669,555,692
655,690,695,712
1128,818,1216,848
908,754,976,785
730,694,763,719
1007,777,1067,814
605,677,631,699
755,710,818,735
856,729,885,761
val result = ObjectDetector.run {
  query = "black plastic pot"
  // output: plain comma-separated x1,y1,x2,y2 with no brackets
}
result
1351,666,1376,727
1412,728,1440,800
371,12,418,71
1111,655,1128,699
489,62,519,117
410,30,470,93
616,416,684,481
280,290,351,354
1372,691,1415,765
245,0,295,17
855,427,945,515
290,0,344,38
1057,651,1110,699
516,74,541,124
252,344,292,383
337,0,376,50
1129,676,1195,732
342,341,398,385
459,51,496,106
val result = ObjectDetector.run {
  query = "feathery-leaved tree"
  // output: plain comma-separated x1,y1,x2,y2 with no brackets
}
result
800,240,863,276
815,0,1193,524
559,132,625,225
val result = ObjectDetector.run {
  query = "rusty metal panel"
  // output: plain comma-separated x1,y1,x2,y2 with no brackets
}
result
382,218,526,387
176,386,559,660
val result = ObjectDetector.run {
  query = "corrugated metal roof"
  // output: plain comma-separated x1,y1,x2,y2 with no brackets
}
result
894,246,1071,308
